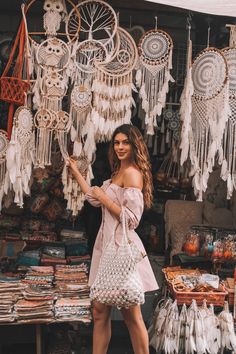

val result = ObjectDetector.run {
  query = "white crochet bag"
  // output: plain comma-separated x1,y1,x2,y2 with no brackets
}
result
90,210,145,309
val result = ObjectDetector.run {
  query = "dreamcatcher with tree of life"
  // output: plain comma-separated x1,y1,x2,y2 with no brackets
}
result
188,47,229,201
136,23,174,135
221,46,236,198
91,26,138,142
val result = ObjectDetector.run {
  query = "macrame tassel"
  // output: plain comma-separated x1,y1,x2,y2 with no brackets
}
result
35,128,53,168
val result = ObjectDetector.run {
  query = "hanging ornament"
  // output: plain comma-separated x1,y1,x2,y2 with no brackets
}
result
189,47,229,201
221,47,236,198
43,0,66,36
0,130,9,211
136,27,174,135
40,69,67,111
36,37,70,70
91,27,138,142
6,106,34,208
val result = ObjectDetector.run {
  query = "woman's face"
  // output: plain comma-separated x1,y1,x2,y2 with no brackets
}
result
113,133,132,162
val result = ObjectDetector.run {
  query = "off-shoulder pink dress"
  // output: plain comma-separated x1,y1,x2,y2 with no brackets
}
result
85,179,159,293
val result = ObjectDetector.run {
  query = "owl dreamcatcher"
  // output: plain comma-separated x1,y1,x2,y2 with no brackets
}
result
6,107,34,208
0,130,9,211
43,0,67,36
91,27,138,142
221,47,236,198
136,27,174,135
188,48,230,201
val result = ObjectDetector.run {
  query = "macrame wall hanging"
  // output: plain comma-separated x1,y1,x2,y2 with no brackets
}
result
136,22,174,135
189,47,229,201
221,46,236,198
6,106,34,208
43,0,67,36
91,26,138,142
0,130,9,211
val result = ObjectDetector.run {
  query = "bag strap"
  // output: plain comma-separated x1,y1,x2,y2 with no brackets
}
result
120,207,130,246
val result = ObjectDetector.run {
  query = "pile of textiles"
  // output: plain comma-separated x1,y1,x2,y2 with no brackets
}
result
14,298,54,323
41,243,67,266
21,266,54,289
16,249,41,266
54,298,91,323
0,274,25,323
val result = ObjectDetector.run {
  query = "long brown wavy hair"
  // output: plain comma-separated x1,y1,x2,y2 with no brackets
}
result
108,124,153,208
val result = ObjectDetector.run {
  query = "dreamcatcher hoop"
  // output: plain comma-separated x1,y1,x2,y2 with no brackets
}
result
71,84,92,112
25,0,80,43
67,0,117,45
95,27,138,76
192,47,228,101
36,37,71,71
13,106,34,146
138,29,173,66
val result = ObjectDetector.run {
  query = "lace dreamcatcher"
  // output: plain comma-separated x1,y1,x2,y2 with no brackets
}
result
6,107,34,208
0,130,9,211
221,47,236,198
91,27,138,142
62,153,93,216
190,48,229,201
136,28,174,135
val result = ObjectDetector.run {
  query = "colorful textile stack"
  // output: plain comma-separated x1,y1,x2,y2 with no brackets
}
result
21,266,54,289
54,298,91,323
14,298,54,323
0,274,25,323
41,243,67,266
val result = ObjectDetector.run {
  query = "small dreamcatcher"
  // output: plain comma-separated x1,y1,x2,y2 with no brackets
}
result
36,37,70,70
91,27,138,141
221,46,236,198
6,107,34,208
136,23,174,135
190,47,229,201
62,153,93,216
40,70,68,111
43,0,67,36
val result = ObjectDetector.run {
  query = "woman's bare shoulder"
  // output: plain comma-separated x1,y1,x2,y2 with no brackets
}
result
123,167,143,189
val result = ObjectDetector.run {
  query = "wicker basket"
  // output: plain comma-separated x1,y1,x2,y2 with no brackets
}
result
170,284,228,306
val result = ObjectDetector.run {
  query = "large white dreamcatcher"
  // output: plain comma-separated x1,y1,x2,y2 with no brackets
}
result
188,48,229,201
0,130,9,211
136,28,174,135
91,26,138,142
221,47,236,198
5,107,34,208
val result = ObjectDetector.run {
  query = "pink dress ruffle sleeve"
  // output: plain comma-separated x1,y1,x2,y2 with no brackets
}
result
85,179,159,293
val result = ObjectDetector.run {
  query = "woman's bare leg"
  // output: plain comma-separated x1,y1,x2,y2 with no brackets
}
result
92,301,112,354
121,305,149,354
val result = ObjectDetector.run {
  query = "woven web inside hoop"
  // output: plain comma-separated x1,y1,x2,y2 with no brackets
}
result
192,48,227,100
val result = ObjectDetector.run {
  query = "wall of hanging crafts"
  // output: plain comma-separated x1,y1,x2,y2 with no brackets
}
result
220,26,236,199
136,17,174,136
180,24,230,201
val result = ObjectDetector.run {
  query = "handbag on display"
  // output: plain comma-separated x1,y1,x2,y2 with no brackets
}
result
90,210,145,309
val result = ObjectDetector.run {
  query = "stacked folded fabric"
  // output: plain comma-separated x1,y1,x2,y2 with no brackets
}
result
21,266,54,289
54,264,89,290
54,298,91,323
14,298,54,323
0,274,25,323
41,243,67,266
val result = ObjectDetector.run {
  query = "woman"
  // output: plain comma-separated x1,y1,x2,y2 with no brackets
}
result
68,124,159,354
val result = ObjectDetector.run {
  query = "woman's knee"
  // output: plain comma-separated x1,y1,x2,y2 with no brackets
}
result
121,307,144,328
92,301,111,323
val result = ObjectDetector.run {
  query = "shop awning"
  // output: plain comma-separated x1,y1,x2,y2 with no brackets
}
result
144,0,236,17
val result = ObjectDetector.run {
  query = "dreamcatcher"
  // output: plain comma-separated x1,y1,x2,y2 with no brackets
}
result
91,26,138,142
136,25,174,135
62,153,93,216
0,130,9,211
221,47,236,198
5,107,34,208
43,0,67,36
189,48,229,201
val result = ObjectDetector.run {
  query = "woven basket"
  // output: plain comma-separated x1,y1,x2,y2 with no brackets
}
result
0,77,30,106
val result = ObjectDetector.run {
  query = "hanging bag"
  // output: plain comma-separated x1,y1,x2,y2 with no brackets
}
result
0,4,30,138
90,209,145,309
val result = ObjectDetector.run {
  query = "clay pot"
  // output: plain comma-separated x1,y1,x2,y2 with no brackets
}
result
167,176,179,188
156,171,166,183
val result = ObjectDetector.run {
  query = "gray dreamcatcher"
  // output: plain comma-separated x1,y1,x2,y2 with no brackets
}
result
221,47,236,197
136,28,174,135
